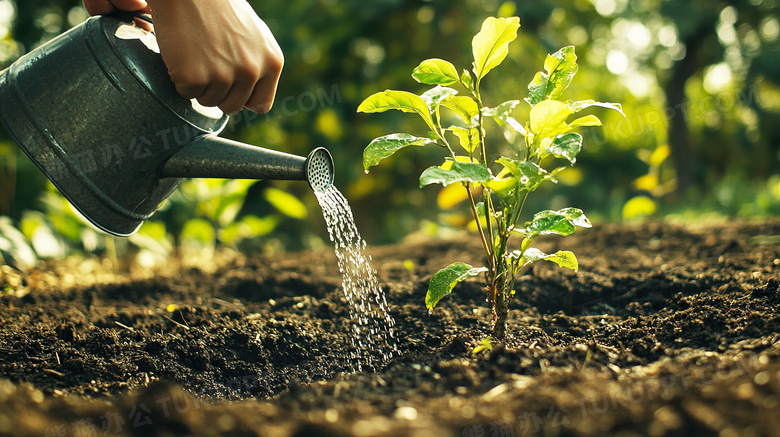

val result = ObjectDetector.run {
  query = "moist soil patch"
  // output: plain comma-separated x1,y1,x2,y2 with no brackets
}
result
1,220,779,436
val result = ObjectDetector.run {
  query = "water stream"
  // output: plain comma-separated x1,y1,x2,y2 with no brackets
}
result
314,186,398,371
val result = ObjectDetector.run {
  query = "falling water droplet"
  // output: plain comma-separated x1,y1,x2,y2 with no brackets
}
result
315,186,398,371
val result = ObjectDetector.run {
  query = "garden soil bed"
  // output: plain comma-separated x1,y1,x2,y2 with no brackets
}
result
1,220,780,436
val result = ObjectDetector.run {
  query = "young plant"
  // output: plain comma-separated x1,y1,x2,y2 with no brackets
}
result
358,16,624,339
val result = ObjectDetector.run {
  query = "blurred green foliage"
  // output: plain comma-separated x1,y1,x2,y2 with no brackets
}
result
0,0,778,266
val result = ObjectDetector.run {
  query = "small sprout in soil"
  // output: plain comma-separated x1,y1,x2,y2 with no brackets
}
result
471,336,493,356
358,16,624,339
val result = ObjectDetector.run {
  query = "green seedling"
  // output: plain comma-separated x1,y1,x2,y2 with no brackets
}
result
471,336,493,356
358,16,624,339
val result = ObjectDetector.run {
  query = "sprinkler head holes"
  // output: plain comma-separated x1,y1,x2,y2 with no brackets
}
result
306,147,335,192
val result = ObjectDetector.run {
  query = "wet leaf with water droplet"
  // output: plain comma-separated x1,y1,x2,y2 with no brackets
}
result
419,161,491,187
520,207,592,239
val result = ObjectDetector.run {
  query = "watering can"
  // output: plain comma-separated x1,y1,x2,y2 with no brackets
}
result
0,14,334,237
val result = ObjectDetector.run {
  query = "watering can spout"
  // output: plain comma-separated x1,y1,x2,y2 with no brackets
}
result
0,15,334,236
160,137,334,192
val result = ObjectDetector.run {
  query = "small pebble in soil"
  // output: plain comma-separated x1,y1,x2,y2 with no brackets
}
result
393,406,418,421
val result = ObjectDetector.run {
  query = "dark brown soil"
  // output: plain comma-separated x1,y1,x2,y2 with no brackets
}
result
1,220,779,437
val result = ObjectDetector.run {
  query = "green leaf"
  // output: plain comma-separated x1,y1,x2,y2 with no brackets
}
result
419,161,492,187
505,117,526,137
363,133,436,172
547,133,582,165
558,207,592,228
522,207,591,239
483,100,525,138
525,71,548,107
529,100,574,138
460,69,474,90
426,262,488,310
525,46,578,106
543,46,578,101
568,114,602,129
181,218,215,244
566,100,625,117
264,187,308,219
471,336,493,355
472,16,521,80
215,192,247,227
242,215,278,236
483,100,520,123
516,248,579,271
449,126,480,153
357,90,438,134
421,86,458,112
413,58,460,86
496,158,553,192
485,175,517,203
220,215,277,243
442,96,480,125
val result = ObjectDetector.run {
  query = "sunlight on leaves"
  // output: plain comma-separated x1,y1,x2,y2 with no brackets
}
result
472,16,521,81
442,96,480,125
358,90,438,135
413,58,460,86
546,133,583,165
567,115,602,129
566,100,626,117
420,161,492,187
521,208,591,239
526,46,578,105
437,183,470,209
513,248,579,271
450,126,480,153
496,158,553,192
529,100,573,138
421,86,458,112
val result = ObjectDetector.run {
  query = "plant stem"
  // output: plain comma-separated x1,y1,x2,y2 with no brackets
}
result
510,191,530,231
490,232,512,339
473,89,496,275
491,265,509,340
466,184,494,272
435,120,458,161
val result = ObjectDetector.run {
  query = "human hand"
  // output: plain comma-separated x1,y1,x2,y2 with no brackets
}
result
83,0,152,30
83,0,284,115
83,0,150,15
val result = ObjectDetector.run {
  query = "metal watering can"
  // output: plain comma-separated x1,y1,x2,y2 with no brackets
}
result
0,14,334,236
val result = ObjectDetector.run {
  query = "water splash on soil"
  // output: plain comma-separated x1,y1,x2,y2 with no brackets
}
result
314,186,397,371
